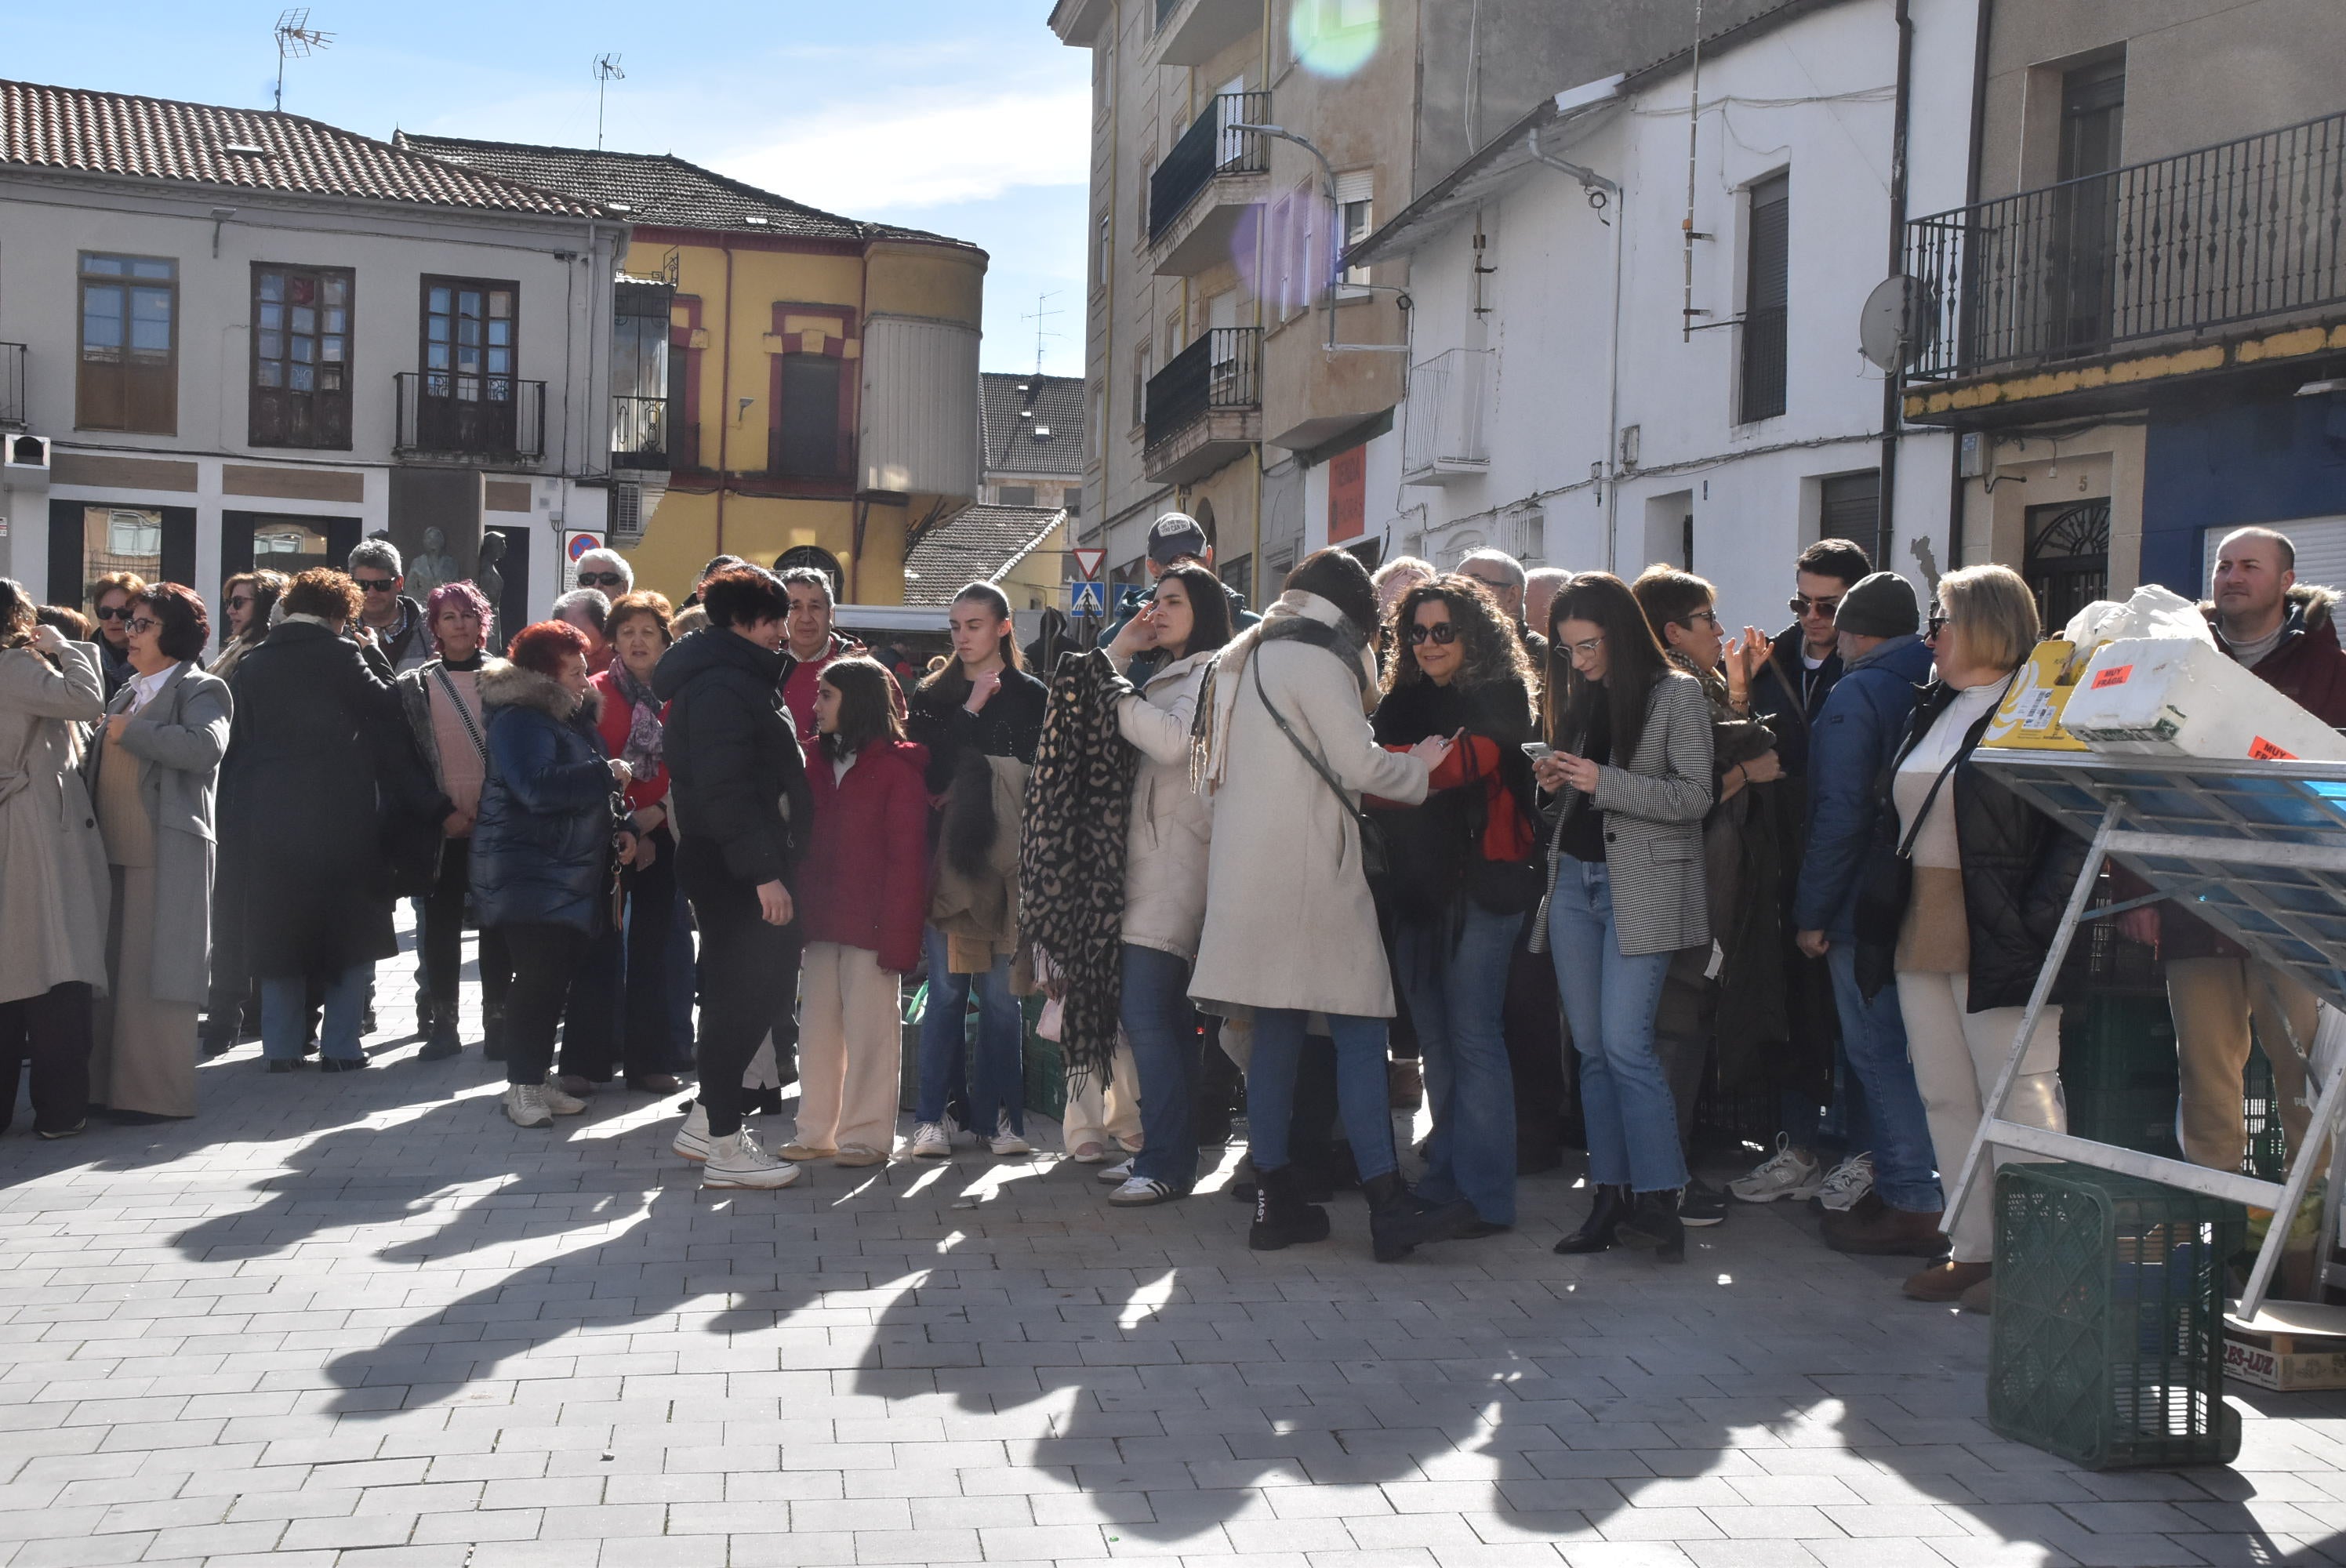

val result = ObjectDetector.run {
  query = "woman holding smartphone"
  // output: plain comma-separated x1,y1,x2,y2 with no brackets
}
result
1531,572,1714,1261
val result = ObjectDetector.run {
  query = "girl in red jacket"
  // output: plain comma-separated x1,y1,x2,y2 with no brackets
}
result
784,656,932,1167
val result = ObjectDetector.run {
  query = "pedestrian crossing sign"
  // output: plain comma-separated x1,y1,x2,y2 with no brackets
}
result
1068,579,1106,617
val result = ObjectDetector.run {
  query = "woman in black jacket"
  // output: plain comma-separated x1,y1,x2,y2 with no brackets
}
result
903,583,1047,1159
1874,564,2083,1308
655,567,815,1190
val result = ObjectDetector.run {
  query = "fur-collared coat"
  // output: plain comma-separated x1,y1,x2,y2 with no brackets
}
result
0,641,109,1005
469,660,622,935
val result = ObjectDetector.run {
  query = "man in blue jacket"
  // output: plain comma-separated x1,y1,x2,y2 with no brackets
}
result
1791,571,1948,1258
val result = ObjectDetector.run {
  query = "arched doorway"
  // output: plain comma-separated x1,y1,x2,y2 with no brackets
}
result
774,545,845,602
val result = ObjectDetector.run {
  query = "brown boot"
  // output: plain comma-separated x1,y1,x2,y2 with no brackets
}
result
1821,1195,1949,1258
1904,1259,1992,1302
1388,1059,1423,1110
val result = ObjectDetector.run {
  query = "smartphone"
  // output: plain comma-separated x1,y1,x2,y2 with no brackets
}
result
1520,742,1555,762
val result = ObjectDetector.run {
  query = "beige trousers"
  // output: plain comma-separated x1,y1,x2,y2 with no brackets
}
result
793,942,902,1156
1898,970,2065,1265
1060,1036,1142,1154
2167,955,2317,1173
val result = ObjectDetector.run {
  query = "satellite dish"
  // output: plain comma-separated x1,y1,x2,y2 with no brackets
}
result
1858,274,1936,372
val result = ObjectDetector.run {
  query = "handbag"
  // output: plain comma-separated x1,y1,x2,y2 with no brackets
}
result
1251,653,1391,893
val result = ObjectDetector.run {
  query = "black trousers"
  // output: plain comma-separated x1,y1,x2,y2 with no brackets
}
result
1502,927,1569,1171
0,982,94,1135
421,837,511,1018
499,924,590,1087
203,847,251,1042
679,839,801,1138
559,828,676,1083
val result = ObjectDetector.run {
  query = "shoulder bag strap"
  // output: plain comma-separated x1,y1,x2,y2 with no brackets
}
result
1892,673,2017,859
1251,646,1361,816
431,666,491,765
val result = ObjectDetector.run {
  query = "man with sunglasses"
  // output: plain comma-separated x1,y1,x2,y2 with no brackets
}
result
348,539,432,673
1734,538,1871,776
572,547,634,600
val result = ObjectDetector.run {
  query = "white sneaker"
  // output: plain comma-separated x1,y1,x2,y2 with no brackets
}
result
1098,1158,1134,1184
907,1121,953,1159
701,1126,801,1189
1817,1152,1876,1213
541,1079,587,1116
503,1083,553,1128
1107,1176,1181,1207
672,1102,712,1163
990,1113,1032,1156
1727,1134,1823,1203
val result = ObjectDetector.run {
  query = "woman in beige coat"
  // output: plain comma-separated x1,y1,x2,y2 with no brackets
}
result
0,578,110,1138
1190,549,1473,1263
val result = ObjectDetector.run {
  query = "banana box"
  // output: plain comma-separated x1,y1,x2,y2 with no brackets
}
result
2060,637,2346,760
1984,638,2097,750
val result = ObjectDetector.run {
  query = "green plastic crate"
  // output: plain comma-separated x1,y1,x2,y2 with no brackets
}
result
898,982,1059,1121
2059,995,2183,1160
2242,1044,2289,1182
1988,1162,2244,1469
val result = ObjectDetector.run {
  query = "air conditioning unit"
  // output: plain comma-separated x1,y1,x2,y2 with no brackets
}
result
608,481,645,545
2,434,49,472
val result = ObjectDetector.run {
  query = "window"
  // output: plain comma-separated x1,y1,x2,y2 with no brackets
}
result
1138,154,1156,238
250,265,354,448
1819,470,1882,564
1336,170,1375,292
416,277,521,452
1131,343,1153,430
774,354,843,477
1739,172,1789,423
77,252,177,433
1097,212,1113,292
1290,184,1319,318
1066,485,1084,514
1269,196,1294,317
775,544,845,600
997,485,1037,506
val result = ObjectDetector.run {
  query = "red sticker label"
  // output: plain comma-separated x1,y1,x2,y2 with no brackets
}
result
2250,736,2297,760
2091,665,2134,688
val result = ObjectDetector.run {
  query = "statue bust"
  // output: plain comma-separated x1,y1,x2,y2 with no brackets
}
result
406,525,461,602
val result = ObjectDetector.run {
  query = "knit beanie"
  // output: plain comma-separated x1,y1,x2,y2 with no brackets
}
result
1834,571,1919,638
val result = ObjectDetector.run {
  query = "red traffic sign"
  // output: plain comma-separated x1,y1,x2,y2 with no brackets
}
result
1073,547,1106,580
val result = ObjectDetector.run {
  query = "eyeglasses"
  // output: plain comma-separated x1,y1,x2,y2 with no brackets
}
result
1926,612,1952,638
1789,593,1842,619
124,617,160,636
1681,610,1722,630
1563,633,1607,658
1404,622,1458,646
92,604,132,622
225,596,252,612
354,576,398,593
578,572,627,589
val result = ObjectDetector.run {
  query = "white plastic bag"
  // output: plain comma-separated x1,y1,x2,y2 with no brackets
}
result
2064,583,2215,650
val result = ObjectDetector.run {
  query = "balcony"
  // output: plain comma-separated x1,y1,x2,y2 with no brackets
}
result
611,394,671,471
1149,91,1269,277
1400,348,1492,486
1905,111,2346,419
1144,327,1260,484
394,372,545,463
1152,0,1259,67
0,343,23,430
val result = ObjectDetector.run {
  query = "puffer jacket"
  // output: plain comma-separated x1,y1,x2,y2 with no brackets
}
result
1114,648,1215,959
1794,633,1934,941
470,662,620,933
800,738,932,972
1876,678,2090,1011
654,627,812,888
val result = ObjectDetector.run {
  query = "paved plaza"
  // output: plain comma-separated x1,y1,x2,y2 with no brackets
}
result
3,925,2345,1568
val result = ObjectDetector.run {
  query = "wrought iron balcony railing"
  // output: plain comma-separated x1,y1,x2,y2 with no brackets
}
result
1401,348,1493,484
0,343,24,430
611,394,670,470
1905,110,2346,381
1145,327,1260,450
1150,91,1269,244
394,372,546,461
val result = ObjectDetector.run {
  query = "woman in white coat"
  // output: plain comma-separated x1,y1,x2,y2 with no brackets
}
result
1191,549,1473,1262
1090,564,1233,1205
0,578,110,1138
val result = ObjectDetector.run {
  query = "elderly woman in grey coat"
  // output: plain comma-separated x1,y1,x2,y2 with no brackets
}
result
0,578,110,1138
83,583,231,1121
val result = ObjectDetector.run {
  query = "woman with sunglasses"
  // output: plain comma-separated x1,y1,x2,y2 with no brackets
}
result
88,572,146,699
1533,572,1714,1262
83,584,231,1122
1369,575,1542,1238
199,569,289,1054
209,571,288,684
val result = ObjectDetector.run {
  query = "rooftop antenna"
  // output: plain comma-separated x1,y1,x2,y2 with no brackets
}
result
272,9,333,112
1020,290,1065,377
594,54,626,150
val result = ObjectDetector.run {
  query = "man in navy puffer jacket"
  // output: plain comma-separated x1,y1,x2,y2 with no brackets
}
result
1791,572,1948,1258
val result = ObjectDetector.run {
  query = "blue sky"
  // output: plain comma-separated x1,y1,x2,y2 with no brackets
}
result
6,2,1091,376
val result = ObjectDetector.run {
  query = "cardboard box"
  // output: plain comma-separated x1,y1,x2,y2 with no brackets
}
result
1985,638,2096,750
2059,637,2346,761
2224,1305,2346,1391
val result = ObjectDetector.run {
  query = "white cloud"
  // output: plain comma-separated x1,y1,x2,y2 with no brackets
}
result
713,85,1091,212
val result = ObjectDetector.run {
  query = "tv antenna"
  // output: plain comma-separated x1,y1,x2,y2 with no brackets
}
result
272,9,333,112
1020,290,1065,376
594,54,626,150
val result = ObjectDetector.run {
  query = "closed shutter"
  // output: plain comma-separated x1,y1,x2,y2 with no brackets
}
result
2204,517,2346,597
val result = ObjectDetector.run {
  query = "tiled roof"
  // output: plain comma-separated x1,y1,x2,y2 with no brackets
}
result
396,132,979,249
980,372,1087,478
0,78,597,216
902,505,1065,605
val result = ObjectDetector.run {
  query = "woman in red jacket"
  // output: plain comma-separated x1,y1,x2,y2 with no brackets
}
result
784,656,932,1167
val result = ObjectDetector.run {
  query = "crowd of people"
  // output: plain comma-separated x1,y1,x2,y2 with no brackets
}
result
1,514,2335,1311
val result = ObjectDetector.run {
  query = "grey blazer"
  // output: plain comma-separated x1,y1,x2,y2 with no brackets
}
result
82,662,233,1004
1533,669,1715,957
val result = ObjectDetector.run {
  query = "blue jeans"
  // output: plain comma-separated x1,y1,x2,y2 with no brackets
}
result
1546,861,1683,1193
1245,1007,1396,1182
917,924,1023,1134
1827,942,1943,1213
1396,905,1523,1225
262,964,369,1062
1121,944,1199,1188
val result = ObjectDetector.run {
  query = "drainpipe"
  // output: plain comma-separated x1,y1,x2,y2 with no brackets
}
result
1877,0,1915,575
1530,125,1625,573
1947,0,1993,570
717,240,735,553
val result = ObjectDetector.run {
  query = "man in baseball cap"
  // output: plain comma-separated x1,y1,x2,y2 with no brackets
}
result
1103,511,1261,678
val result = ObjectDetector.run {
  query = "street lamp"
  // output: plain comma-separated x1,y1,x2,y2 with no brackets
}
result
1229,122,1342,347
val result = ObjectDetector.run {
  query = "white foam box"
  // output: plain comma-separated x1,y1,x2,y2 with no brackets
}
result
2060,637,2346,761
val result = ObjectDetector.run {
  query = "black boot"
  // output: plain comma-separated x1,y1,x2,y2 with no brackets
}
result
1552,1184,1630,1254
418,1014,462,1062
1248,1164,1331,1251
1364,1171,1475,1263
1617,1188,1687,1262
